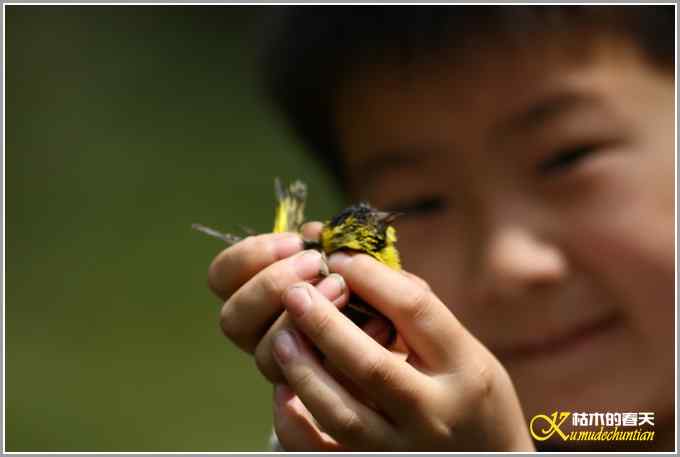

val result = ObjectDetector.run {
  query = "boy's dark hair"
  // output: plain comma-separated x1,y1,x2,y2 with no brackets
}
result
261,6,674,187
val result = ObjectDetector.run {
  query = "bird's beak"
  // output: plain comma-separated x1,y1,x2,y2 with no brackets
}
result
376,211,403,225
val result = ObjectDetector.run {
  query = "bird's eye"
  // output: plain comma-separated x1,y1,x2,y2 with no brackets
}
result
385,196,446,218
537,145,598,175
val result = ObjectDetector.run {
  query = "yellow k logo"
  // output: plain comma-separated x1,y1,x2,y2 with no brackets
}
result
529,411,571,441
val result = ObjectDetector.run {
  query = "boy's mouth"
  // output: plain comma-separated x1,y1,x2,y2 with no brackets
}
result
491,312,622,363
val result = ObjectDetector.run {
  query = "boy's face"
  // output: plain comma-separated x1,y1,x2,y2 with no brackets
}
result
334,36,675,440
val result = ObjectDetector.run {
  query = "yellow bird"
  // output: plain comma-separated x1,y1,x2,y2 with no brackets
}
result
193,178,402,324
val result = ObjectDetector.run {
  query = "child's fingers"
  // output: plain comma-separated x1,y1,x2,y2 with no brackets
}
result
255,274,349,383
316,273,350,307
255,313,294,384
281,282,433,422
400,270,432,291
300,221,324,241
220,249,326,353
272,326,398,450
328,252,467,372
208,232,304,301
272,384,344,451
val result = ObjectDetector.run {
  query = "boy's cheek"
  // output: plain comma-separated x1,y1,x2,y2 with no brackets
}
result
572,193,674,316
563,211,674,400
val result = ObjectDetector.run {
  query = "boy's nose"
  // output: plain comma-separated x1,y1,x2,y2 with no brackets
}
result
473,226,568,305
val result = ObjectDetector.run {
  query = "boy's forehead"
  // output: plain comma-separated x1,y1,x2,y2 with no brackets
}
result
334,35,646,169
337,33,618,117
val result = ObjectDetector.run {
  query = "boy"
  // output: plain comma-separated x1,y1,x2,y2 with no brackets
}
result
206,6,675,451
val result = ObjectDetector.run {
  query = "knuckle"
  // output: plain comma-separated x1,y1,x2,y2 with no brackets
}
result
261,253,307,300
474,362,496,400
308,306,334,339
401,270,432,291
360,352,393,386
426,417,455,444
415,276,432,291
238,234,261,252
219,301,234,337
327,407,364,440
260,269,287,298
291,365,316,391
254,340,281,383
238,235,272,269
207,251,231,298
400,285,433,322
402,383,454,440
460,360,496,405
397,379,433,416
207,236,259,299
253,342,268,370
219,299,254,351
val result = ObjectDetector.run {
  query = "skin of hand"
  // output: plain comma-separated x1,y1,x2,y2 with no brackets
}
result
209,221,534,451
210,221,399,385
269,251,536,451
209,222,332,385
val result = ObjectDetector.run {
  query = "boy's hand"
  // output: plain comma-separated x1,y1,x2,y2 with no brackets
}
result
271,252,536,451
208,222,349,384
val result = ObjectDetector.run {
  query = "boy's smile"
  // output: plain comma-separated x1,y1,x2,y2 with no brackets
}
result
334,35,674,446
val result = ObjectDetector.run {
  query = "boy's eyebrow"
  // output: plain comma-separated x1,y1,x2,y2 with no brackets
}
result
493,90,608,139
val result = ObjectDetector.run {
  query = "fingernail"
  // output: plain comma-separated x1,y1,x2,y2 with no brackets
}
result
319,253,330,277
316,273,346,302
293,250,323,278
276,235,303,258
328,251,352,270
272,329,298,366
283,285,312,317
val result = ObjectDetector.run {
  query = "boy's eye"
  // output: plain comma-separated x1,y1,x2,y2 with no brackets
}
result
384,196,446,218
537,145,598,175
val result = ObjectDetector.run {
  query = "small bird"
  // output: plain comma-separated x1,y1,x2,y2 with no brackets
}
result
318,201,401,270
193,178,402,325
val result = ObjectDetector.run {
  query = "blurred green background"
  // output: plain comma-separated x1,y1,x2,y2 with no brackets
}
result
6,6,343,451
